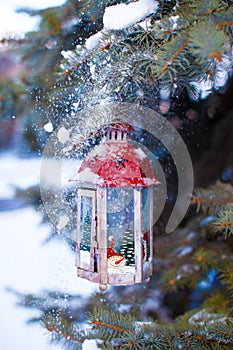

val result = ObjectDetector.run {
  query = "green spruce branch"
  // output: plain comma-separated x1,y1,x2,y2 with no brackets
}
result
192,181,233,213
213,204,233,238
57,0,233,106
44,307,233,349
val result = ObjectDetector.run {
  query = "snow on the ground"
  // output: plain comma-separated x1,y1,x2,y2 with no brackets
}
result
0,207,98,295
103,0,158,30
0,154,98,349
0,153,41,198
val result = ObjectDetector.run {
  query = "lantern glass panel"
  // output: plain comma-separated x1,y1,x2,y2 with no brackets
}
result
107,188,135,269
79,195,92,268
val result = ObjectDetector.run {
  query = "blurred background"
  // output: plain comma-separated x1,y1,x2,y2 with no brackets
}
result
0,1,98,349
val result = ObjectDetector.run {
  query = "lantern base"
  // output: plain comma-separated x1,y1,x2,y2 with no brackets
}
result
77,261,153,288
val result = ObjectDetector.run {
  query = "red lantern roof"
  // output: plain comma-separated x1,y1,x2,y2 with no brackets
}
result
76,122,160,188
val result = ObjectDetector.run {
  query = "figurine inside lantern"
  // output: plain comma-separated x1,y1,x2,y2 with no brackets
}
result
75,121,160,290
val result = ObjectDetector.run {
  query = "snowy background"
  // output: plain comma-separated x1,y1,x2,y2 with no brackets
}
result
0,153,98,349
0,1,82,349
0,0,66,38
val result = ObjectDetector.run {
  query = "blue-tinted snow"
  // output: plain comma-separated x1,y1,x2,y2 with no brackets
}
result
0,154,97,349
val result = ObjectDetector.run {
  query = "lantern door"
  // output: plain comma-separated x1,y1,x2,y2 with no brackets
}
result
76,189,98,281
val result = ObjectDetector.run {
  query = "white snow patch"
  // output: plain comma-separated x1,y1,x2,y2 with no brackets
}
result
144,177,160,185
75,168,103,185
134,147,147,160
79,167,97,180
196,64,229,99
103,0,159,30
136,88,144,98
82,339,101,350
73,102,80,109
85,31,103,50
0,207,97,350
44,122,53,133
134,321,153,332
137,18,153,31
0,154,99,349
0,207,97,294
90,64,96,76
61,50,76,60
170,15,179,30
189,309,232,327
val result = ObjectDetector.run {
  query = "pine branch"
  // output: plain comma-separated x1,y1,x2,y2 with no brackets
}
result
89,307,136,339
42,314,86,348
192,181,233,213
213,204,233,238
193,247,218,270
53,0,233,104
44,321,82,343
90,319,130,334
202,293,231,314
54,307,233,349
161,38,190,74
217,20,233,28
219,263,233,298
87,306,233,349
133,0,233,89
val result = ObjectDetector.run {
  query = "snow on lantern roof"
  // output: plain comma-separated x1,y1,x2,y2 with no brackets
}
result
73,122,160,188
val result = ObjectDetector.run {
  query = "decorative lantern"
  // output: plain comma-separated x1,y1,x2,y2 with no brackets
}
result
75,121,160,290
